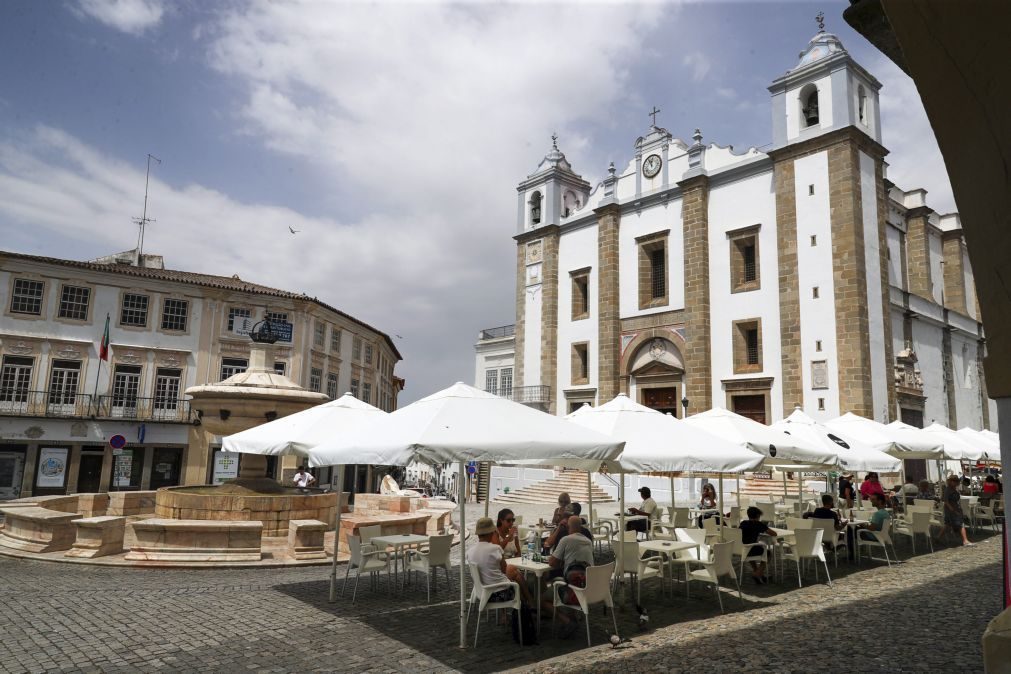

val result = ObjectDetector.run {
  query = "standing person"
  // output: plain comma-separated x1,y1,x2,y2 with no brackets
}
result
491,508,521,558
939,475,973,547
551,493,573,526
859,472,885,503
292,466,316,489
739,506,776,584
626,486,658,534
838,473,856,509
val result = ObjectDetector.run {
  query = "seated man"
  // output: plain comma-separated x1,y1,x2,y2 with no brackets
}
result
466,517,532,606
626,486,658,534
805,494,847,531
542,503,592,555
544,515,595,636
856,493,891,542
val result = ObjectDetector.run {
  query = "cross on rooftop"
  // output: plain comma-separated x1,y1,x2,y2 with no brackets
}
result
649,106,661,127
816,11,825,32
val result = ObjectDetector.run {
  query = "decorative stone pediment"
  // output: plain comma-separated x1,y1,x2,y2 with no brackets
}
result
629,337,684,377
894,343,925,398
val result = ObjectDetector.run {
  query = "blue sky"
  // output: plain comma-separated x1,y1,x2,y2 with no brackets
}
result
0,0,954,403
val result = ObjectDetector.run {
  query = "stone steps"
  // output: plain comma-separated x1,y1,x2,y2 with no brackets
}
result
493,469,615,505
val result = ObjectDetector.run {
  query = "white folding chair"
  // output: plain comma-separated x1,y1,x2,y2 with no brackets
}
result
809,518,847,567
552,562,618,647
685,541,741,613
342,535,391,604
670,507,691,529
731,530,767,580
672,527,710,582
781,528,831,587
892,511,934,556
407,534,452,602
614,541,663,602
466,563,522,647
973,504,998,533
785,516,813,531
856,520,895,567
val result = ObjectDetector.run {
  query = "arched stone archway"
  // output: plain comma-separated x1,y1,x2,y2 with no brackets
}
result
619,331,686,416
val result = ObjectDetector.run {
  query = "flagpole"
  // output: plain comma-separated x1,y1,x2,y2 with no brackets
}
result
95,313,111,491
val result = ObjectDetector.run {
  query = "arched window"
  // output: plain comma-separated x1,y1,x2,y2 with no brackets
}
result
562,190,577,218
530,191,542,225
801,84,819,127
858,85,867,125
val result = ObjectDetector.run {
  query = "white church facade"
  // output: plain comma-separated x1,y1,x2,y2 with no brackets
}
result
477,28,995,451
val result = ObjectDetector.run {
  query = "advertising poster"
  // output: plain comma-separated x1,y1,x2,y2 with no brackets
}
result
114,452,133,487
36,447,69,488
212,451,240,484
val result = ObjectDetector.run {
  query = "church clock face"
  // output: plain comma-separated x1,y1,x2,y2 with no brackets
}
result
642,154,662,178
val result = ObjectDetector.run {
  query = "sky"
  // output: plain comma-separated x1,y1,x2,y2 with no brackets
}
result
0,0,956,404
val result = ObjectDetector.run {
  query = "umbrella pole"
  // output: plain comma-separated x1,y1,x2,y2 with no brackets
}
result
587,471,594,529
718,474,725,539
670,474,675,507
782,470,788,503
618,469,626,600
797,470,803,508
328,464,346,603
735,474,741,508
458,460,467,649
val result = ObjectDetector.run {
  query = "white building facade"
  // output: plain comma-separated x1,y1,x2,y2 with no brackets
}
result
477,30,994,496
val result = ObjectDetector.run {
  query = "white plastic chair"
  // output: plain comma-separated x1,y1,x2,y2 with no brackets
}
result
781,528,831,587
731,530,767,580
685,541,741,613
892,510,934,556
857,520,895,566
615,541,664,602
809,518,847,567
973,504,997,532
552,562,618,647
466,563,522,647
342,535,391,604
785,516,813,531
670,507,691,528
407,534,452,602
727,506,742,527
590,510,614,551
672,527,710,582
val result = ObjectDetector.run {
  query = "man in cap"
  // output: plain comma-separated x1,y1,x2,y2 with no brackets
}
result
467,517,532,605
626,486,659,534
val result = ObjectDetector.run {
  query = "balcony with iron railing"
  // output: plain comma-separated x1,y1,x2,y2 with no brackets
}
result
0,390,193,423
479,324,515,340
487,385,551,405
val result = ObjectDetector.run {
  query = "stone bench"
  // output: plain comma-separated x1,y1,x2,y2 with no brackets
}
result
417,508,453,536
287,519,327,560
107,491,157,516
74,494,110,518
0,506,81,553
65,516,125,559
125,519,262,562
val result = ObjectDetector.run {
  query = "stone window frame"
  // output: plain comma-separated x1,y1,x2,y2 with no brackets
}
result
55,282,93,323
563,387,597,414
330,326,342,353
313,320,327,349
570,267,591,321
721,377,773,424
732,318,763,374
637,230,670,310
6,276,47,318
727,224,761,294
117,290,151,331
159,296,191,334
220,356,248,380
571,341,590,386
227,306,252,333
352,337,362,362
309,366,323,393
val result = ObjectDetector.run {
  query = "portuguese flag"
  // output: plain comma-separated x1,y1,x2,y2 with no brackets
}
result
99,313,110,361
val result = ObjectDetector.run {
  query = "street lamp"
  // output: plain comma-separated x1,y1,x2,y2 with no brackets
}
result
681,395,689,418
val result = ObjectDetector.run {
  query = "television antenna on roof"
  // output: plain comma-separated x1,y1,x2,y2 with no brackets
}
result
132,153,161,264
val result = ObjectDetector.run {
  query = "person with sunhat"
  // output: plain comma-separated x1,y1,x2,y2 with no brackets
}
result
467,517,533,605
626,486,658,534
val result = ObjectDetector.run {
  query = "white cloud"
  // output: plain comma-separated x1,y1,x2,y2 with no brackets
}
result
682,51,711,83
74,0,165,36
874,56,956,213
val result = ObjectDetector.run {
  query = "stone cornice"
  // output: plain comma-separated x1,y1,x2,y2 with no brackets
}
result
513,224,560,244
767,125,889,163
721,376,775,391
676,174,710,191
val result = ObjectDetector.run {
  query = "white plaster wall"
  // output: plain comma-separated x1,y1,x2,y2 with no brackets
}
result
951,332,984,429
860,151,889,421
886,224,903,289
787,73,833,141
890,308,905,357
618,200,684,316
928,230,943,304
704,146,767,173
522,287,542,386
556,225,600,411
706,171,783,419
794,151,840,420
474,347,515,391
962,248,978,320
911,320,947,424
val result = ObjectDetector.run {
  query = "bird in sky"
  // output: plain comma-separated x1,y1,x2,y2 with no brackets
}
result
288,225,300,234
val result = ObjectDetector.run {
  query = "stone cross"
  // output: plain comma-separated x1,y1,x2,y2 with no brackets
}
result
649,106,661,126
816,11,825,32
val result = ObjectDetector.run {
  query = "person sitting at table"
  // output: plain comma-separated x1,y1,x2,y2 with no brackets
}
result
855,493,891,543
859,472,885,503
739,506,776,584
467,517,533,606
838,473,856,509
916,480,936,502
544,503,593,554
544,515,595,637
626,486,658,534
491,508,521,558
695,484,718,527
982,475,1000,496
804,494,847,530
551,492,574,526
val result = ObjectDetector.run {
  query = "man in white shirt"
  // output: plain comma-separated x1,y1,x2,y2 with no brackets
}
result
466,517,532,604
627,486,658,533
292,466,316,488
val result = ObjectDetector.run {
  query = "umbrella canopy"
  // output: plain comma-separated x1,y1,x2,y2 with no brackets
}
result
684,407,836,468
770,409,900,473
885,420,964,460
565,395,764,473
306,382,624,469
222,393,386,458
981,429,1000,444
957,427,1002,461
920,423,985,461
827,412,945,460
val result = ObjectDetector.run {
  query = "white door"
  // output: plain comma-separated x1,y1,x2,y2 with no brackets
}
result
0,453,24,500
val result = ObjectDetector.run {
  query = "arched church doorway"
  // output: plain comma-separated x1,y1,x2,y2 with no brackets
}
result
627,337,685,417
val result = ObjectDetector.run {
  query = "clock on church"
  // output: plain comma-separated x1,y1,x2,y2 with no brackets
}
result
642,153,662,178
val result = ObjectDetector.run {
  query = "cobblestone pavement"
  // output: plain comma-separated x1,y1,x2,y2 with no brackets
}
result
0,520,1003,673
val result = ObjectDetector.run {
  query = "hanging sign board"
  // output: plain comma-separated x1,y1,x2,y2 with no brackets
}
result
36,447,69,488
212,451,240,485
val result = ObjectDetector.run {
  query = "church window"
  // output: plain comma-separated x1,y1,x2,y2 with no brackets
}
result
858,86,867,125
801,84,819,127
530,191,542,226
816,340,823,352
818,397,826,411
636,231,669,309
812,286,820,299
570,268,590,321
562,190,579,218
808,184,815,196
571,343,589,386
650,250,666,298
733,319,762,374
811,235,817,247
729,227,760,293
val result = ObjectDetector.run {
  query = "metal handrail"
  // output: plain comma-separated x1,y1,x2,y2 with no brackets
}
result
479,324,516,340
496,385,550,404
0,390,93,418
0,389,192,422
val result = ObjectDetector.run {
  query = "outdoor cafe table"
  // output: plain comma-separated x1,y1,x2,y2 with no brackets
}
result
371,534,430,590
765,528,795,579
506,557,551,633
844,519,871,564
638,539,700,596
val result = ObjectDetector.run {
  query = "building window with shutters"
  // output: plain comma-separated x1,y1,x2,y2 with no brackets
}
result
313,322,326,349
636,231,669,309
57,285,91,321
729,226,761,293
120,293,149,327
352,337,362,361
330,327,341,353
309,367,322,392
10,278,45,315
732,319,763,374
326,372,338,399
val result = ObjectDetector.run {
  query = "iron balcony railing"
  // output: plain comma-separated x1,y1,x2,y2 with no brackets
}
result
0,389,193,423
490,385,551,404
479,324,515,340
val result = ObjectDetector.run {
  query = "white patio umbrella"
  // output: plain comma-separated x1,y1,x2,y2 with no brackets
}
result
828,413,944,460
958,427,1002,461
222,393,386,458
770,409,900,473
684,407,837,468
920,423,985,461
981,429,1000,444
306,382,625,649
